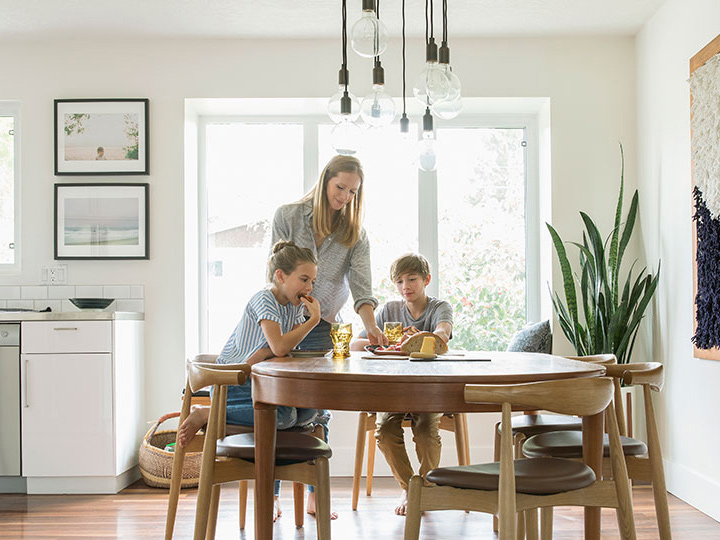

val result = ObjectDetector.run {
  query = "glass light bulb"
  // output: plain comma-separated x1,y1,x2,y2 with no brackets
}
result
417,131,437,171
351,10,388,58
360,84,396,127
328,87,360,123
331,119,361,155
431,94,463,120
413,62,450,106
438,63,461,101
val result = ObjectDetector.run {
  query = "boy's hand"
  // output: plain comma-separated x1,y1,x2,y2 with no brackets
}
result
301,295,321,322
400,326,420,344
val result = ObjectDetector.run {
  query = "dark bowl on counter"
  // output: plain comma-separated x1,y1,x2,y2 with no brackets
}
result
69,298,115,310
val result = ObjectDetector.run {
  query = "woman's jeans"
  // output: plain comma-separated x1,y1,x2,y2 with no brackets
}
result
296,318,333,350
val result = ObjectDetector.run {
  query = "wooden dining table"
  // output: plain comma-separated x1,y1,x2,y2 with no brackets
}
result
251,350,606,540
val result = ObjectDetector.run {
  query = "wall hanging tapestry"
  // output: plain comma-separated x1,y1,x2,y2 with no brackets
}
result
690,34,720,360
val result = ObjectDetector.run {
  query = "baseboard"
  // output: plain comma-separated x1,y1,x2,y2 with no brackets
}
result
26,466,140,494
665,458,720,522
0,476,27,493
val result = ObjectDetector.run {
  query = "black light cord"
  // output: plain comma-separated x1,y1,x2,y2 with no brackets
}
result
374,0,381,65
402,0,406,116
425,0,429,45
430,0,434,41
442,0,447,43
342,0,348,91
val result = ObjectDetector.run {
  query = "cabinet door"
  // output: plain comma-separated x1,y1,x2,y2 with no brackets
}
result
21,353,114,476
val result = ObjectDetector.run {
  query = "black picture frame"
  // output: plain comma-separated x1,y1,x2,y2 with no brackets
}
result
54,98,149,175
54,183,149,260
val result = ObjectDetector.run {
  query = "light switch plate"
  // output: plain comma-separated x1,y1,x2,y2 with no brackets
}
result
41,265,67,285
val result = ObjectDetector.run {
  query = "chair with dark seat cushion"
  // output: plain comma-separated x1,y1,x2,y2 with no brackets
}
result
403,377,636,540
522,362,671,539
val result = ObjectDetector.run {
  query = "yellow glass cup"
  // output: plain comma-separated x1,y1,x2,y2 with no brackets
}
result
330,323,353,359
383,321,403,345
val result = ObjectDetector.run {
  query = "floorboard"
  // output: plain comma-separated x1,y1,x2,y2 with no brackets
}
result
1,477,719,539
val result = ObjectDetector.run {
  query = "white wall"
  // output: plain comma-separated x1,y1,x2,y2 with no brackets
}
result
637,0,720,521
0,35,635,475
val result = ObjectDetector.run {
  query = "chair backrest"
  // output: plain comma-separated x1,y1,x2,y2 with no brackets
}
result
465,377,613,418
604,362,664,392
566,354,617,366
187,362,248,393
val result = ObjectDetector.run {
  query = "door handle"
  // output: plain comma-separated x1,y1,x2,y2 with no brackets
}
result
23,358,29,408
53,327,78,331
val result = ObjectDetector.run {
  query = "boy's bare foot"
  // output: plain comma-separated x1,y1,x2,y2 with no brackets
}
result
176,405,210,447
274,496,282,522
306,492,338,520
394,490,409,516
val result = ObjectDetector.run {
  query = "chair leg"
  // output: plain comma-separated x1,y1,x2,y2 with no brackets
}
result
293,482,305,528
206,484,221,540
516,511,526,540
524,508,539,540
352,412,368,510
165,443,186,540
453,413,469,466
314,457,332,540
644,388,672,540
493,421,501,533
540,507,553,540
366,423,377,496
403,475,423,540
238,480,248,530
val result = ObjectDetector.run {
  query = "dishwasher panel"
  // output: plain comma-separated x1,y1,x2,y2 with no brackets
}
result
0,324,20,476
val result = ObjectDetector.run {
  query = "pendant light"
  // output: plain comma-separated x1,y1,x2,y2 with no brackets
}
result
432,0,462,119
351,0,388,58
413,0,450,106
360,0,395,127
399,0,410,139
417,107,437,171
330,0,361,155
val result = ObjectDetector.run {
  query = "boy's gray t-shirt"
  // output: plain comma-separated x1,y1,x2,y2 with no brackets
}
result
359,297,453,337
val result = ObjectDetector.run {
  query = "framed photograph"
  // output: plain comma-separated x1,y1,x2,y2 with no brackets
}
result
54,98,149,175
54,183,149,260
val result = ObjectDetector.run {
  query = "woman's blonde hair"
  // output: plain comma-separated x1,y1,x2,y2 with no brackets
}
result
267,241,317,283
300,155,365,247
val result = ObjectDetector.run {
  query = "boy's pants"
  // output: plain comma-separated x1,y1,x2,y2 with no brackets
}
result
375,412,443,491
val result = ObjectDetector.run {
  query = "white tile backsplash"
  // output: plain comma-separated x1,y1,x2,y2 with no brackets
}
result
0,283,144,313
21,286,48,300
116,299,144,312
103,285,131,299
0,286,21,300
7,300,34,310
48,285,76,299
75,285,103,298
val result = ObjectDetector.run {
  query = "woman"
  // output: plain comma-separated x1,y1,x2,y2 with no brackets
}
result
272,155,387,349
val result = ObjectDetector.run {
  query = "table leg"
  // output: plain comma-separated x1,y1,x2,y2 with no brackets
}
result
583,412,603,540
255,401,277,540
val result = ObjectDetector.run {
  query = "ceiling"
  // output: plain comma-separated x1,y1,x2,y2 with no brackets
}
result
1,0,665,40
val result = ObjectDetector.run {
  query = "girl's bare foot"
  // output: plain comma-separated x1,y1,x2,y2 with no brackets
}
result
176,405,210,447
273,496,282,522
394,490,408,516
306,492,338,520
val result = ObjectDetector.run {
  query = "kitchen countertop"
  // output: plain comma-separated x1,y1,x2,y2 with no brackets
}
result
0,311,144,322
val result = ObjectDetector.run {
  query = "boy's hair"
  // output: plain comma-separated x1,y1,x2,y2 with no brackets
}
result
267,240,316,283
300,155,365,248
390,253,430,282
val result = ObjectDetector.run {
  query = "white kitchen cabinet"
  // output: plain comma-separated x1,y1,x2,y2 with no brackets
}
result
20,318,144,494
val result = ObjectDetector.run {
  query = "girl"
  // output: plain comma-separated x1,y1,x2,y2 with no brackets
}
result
177,240,330,520
272,155,388,349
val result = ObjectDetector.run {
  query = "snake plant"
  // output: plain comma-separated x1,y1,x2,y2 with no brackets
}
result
547,145,660,364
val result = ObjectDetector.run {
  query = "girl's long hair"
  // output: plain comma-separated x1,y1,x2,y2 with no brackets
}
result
300,155,364,247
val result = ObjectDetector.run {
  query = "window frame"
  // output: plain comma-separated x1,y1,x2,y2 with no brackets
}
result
0,101,21,273
196,110,540,352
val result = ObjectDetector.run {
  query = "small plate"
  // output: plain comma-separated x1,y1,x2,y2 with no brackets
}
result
289,349,332,358
365,345,407,356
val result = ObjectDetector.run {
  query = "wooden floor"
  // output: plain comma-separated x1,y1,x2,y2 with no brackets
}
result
1,477,718,539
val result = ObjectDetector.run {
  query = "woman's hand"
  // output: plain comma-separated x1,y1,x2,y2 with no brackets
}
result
366,324,389,346
301,294,321,323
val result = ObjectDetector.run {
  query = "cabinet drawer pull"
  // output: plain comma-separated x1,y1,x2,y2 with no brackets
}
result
23,359,29,408
53,327,78,331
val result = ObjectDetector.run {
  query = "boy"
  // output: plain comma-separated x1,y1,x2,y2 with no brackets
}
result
352,253,453,515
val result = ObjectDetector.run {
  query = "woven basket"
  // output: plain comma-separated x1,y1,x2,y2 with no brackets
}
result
139,412,202,489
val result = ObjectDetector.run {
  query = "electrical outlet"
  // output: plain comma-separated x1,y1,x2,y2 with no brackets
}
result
41,265,67,285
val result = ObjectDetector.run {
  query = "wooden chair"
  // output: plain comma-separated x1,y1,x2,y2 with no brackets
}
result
164,357,331,540
490,354,617,533
522,362,670,539
403,377,636,540
351,411,470,510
